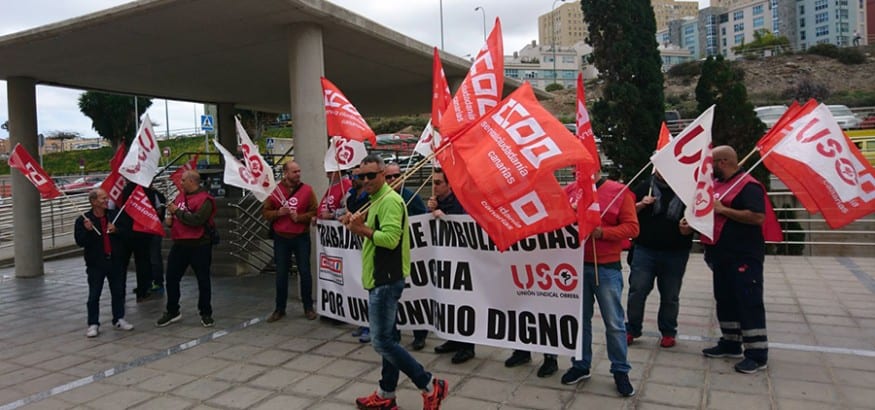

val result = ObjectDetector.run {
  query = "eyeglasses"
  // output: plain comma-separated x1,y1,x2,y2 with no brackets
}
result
385,173,401,180
360,171,383,181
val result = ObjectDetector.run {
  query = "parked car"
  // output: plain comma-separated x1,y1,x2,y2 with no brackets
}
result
754,105,788,129
826,105,862,130
60,176,104,193
848,130,875,166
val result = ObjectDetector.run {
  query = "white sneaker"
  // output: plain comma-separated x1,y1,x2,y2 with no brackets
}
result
114,318,134,331
85,325,99,338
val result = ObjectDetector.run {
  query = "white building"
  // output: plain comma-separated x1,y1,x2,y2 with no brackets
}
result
503,40,595,90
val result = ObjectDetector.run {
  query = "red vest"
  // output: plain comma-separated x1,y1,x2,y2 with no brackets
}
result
268,182,314,236
593,179,632,257
170,190,216,240
700,172,782,245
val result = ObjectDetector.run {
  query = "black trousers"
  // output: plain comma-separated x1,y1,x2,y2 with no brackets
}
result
117,235,153,298
165,243,212,317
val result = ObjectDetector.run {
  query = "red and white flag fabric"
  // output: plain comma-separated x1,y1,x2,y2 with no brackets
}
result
758,102,875,228
439,18,504,139
651,106,715,241
120,114,161,187
213,139,274,202
321,77,377,147
123,185,165,236
576,72,600,172
445,82,593,207
565,171,601,241
324,136,367,172
413,48,454,161
7,143,62,199
236,117,276,193
100,142,128,204
437,146,576,251
170,154,199,192
656,121,672,151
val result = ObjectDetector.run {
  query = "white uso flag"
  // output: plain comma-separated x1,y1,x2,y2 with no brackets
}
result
120,114,161,187
324,136,367,172
651,105,715,241
213,139,274,202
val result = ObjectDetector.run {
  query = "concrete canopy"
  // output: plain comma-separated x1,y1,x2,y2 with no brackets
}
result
0,0,546,116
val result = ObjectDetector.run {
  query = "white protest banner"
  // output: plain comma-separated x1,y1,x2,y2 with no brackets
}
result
316,214,584,356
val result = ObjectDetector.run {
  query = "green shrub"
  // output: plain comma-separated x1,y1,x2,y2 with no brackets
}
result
667,60,701,77
807,43,840,58
836,48,866,64
545,83,564,92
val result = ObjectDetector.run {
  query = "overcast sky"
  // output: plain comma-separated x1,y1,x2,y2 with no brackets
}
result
0,0,709,141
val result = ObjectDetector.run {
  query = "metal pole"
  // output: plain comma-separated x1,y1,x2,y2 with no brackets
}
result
133,96,139,141
165,99,170,139
475,6,486,42
440,0,445,50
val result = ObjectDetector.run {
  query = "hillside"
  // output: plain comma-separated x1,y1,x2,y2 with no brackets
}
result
542,45,875,118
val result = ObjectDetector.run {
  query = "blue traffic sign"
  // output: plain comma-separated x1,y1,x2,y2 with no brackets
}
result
200,115,215,132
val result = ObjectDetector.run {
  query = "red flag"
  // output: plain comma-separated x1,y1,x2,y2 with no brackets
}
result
447,83,594,207
656,122,671,151
565,173,601,241
170,154,199,192
440,18,504,139
101,143,128,203
437,146,576,251
432,47,452,129
321,77,377,147
576,73,600,172
757,102,875,229
7,143,62,199
124,185,165,236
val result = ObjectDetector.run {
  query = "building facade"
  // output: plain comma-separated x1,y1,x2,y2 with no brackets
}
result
796,0,865,50
504,41,594,90
653,0,700,31
717,0,774,58
538,2,588,48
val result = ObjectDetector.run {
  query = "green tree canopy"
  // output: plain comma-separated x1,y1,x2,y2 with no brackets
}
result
78,92,152,150
581,0,665,179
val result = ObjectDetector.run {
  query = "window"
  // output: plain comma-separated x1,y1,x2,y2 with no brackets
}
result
814,0,828,11
815,25,829,37
815,12,829,24
753,5,764,15
734,23,745,32
733,10,744,20
800,18,806,28
835,9,848,19
800,31,806,40
799,5,805,15
561,56,576,64
753,17,765,28
721,27,726,35
505,69,519,78
735,34,745,44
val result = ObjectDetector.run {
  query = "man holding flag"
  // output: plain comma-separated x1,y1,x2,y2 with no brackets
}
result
700,146,770,374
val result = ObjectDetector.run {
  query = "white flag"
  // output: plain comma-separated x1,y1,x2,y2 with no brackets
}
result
120,114,161,187
651,105,715,241
324,136,367,172
413,120,443,166
213,139,274,202
236,118,276,191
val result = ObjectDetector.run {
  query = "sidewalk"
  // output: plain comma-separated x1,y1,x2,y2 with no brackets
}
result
1,254,874,409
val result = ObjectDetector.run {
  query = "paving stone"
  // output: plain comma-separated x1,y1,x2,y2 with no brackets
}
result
284,374,348,397
647,366,705,388
839,385,875,408
641,382,702,408
252,394,315,410
172,357,235,376
137,372,198,393
769,361,833,383
772,379,838,402
245,348,299,367
455,378,516,403
508,384,568,410
206,386,273,409
315,358,373,379
129,395,194,410
249,368,308,390
170,378,233,401
87,389,153,410
212,363,268,383
707,391,771,410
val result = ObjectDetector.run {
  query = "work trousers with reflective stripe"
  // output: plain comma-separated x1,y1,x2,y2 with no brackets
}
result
705,249,768,364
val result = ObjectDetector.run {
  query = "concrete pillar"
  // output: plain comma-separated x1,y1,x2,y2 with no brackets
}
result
288,24,327,198
288,24,326,308
7,77,44,278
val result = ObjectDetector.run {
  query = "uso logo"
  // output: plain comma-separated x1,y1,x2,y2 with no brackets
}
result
318,253,344,285
510,263,579,296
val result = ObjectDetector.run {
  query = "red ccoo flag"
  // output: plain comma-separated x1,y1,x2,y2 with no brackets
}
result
170,154,199,192
656,121,671,151
432,47,452,129
124,185,165,236
101,143,128,204
321,77,377,147
8,143,62,199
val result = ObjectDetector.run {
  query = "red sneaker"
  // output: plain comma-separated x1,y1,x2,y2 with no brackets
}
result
422,378,449,410
660,336,676,348
355,391,398,410
626,334,635,345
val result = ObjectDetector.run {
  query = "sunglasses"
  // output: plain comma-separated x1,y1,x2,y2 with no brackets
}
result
385,173,402,180
360,171,383,181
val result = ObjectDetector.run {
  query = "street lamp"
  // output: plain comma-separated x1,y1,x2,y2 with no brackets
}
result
551,0,566,87
474,6,487,42
439,0,445,50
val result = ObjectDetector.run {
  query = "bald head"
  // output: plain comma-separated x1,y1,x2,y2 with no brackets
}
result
712,145,739,179
181,170,201,193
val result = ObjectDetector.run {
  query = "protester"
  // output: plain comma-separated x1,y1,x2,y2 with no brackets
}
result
428,168,475,364
385,162,429,350
144,184,167,293
75,188,133,337
156,170,216,328
319,169,352,220
342,154,449,410
560,171,639,397
116,182,155,302
700,145,769,374
263,161,319,322
625,172,693,348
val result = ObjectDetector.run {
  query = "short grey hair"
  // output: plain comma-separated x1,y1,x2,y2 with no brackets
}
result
360,154,385,169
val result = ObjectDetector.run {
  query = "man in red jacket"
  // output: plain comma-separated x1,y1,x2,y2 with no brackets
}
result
560,172,639,397
156,171,217,328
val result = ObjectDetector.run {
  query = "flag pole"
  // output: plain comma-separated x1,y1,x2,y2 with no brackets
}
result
718,148,774,200
600,161,653,218
737,147,759,167
407,173,433,209
57,192,102,236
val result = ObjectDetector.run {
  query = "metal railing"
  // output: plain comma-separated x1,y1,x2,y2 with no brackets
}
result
0,191,90,252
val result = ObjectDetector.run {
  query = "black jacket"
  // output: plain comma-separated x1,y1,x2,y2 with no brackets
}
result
74,209,122,268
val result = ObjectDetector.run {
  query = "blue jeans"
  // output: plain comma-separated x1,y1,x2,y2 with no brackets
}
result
626,245,690,337
370,279,432,392
571,264,631,374
273,234,312,312
86,258,125,326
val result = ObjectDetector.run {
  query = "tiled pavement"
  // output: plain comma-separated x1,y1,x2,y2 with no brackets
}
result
1,254,874,409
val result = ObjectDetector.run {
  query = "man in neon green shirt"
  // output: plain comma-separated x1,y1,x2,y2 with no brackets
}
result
343,154,449,410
